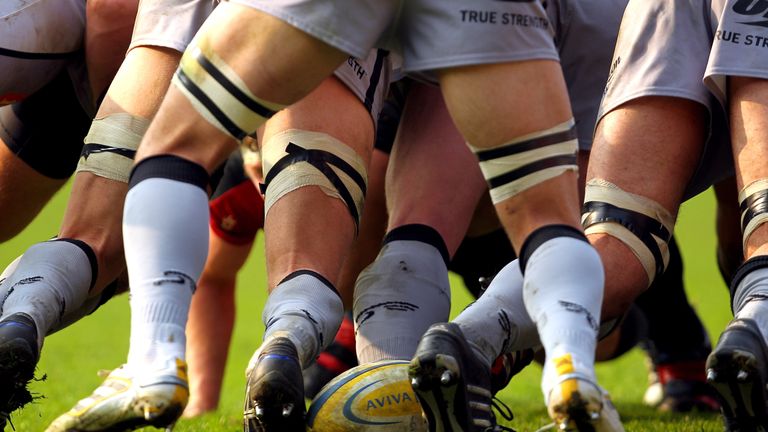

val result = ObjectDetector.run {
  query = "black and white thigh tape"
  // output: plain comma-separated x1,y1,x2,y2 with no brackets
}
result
470,118,578,204
739,179,768,251
582,179,675,285
172,37,285,140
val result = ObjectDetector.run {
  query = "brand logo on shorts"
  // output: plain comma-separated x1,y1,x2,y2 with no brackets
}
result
732,0,768,27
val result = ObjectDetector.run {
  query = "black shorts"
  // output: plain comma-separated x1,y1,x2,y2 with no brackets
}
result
0,71,90,179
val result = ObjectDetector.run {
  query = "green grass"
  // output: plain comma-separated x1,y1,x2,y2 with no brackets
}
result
0,183,732,431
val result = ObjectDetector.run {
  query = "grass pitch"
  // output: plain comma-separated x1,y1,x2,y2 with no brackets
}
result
0,184,731,431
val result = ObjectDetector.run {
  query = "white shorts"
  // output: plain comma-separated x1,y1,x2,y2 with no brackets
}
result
706,0,768,102
332,49,391,124
130,0,216,52
598,0,735,200
551,0,628,150
228,0,558,76
0,0,86,105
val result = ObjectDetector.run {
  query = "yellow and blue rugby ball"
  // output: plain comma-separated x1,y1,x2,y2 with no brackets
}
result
306,360,428,431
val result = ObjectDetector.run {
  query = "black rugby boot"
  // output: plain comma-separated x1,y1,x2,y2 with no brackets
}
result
244,337,305,432
706,318,768,432
0,313,39,430
409,323,508,432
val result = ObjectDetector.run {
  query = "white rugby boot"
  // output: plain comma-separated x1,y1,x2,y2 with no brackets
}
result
46,359,189,432
545,355,624,432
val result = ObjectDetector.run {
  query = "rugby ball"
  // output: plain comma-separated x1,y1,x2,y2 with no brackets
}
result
306,360,428,432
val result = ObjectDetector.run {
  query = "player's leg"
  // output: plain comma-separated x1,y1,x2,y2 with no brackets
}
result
245,58,387,428
0,0,87,240
399,2,616,429
184,149,261,416
184,229,251,417
423,0,627,401
0,2,129,423
0,73,89,241
42,2,232,430
707,75,768,430
433,58,618,431
116,7,360,385
353,82,487,367
714,177,742,284
302,144,390,398
697,3,768,428
302,82,413,397
115,6,391,430
587,96,707,317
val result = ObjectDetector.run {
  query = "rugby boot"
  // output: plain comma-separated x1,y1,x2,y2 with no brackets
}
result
244,337,305,432
655,360,720,413
706,318,768,432
546,354,624,432
46,359,189,432
409,323,508,432
0,313,39,430
303,312,357,399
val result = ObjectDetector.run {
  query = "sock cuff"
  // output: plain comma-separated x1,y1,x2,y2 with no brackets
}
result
731,255,768,313
519,224,587,274
52,238,98,293
384,224,450,266
279,270,340,299
129,155,209,191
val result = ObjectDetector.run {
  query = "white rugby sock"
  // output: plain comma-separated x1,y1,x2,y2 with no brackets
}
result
354,238,450,363
124,159,209,370
521,228,603,399
0,239,96,350
454,259,539,367
257,271,344,369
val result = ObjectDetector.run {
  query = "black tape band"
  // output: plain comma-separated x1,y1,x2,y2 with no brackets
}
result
486,155,577,190
80,144,137,161
192,50,277,119
519,224,587,274
175,68,247,140
475,126,577,161
582,201,671,279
